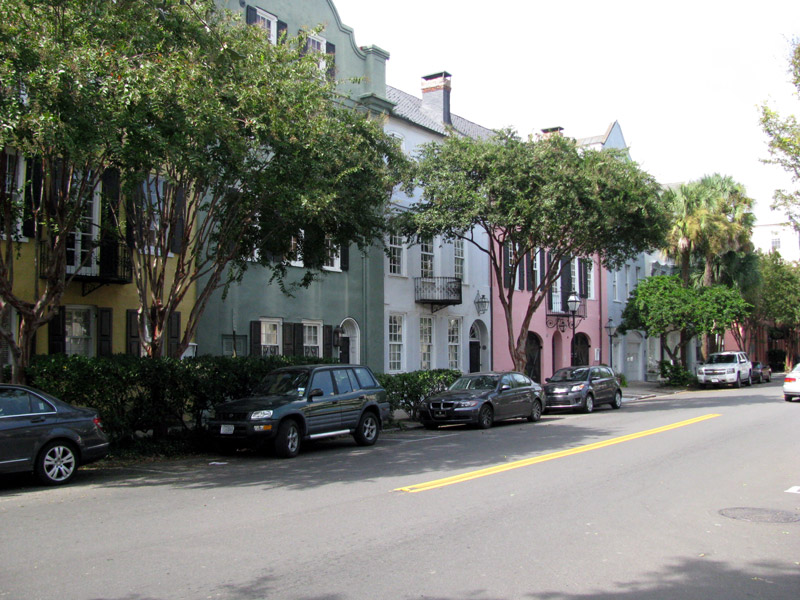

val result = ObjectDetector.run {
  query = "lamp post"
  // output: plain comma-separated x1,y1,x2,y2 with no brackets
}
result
567,290,581,365
604,318,616,369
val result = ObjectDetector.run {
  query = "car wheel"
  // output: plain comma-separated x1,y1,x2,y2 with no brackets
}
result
735,374,742,388
35,440,78,486
477,404,493,429
611,390,622,409
275,419,301,458
528,399,543,422
785,395,794,402
746,372,752,386
354,412,380,446
583,394,594,414
765,372,771,382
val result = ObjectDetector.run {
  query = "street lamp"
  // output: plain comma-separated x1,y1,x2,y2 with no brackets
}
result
604,318,616,369
567,290,581,364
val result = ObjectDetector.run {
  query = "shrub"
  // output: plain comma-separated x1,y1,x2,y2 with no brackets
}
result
376,369,461,418
658,360,694,387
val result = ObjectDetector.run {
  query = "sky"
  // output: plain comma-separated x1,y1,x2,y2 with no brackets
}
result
331,0,800,225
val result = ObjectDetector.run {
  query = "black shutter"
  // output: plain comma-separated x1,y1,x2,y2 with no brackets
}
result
168,312,180,357
525,253,533,291
250,321,261,356
283,322,296,356
517,254,525,289
340,243,349,271
48,307,66,355
579,259,589,298
170,187,185,254
22,158,42,238
561,258,571,311
245,5,257,24
293,323,304,357
502,244,510,288
539,251,546,287
126,309,140,356
100,169,120,277
97,308,112,357
325,41,336,80
547,252,553,310
323,325,333,359
277,20,288,42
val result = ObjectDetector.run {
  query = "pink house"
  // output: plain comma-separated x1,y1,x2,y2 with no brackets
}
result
491,250,611,382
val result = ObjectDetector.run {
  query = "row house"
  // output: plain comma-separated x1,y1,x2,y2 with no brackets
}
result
195,0,393,372
383,73,494,374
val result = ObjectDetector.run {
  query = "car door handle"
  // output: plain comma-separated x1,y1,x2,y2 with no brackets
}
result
29,417,46,423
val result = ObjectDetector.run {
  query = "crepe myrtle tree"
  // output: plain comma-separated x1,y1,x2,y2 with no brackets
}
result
0,0,146,382
103,2,408,358
403,129,668,372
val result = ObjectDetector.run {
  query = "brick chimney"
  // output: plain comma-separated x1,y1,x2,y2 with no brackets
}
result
421,71,452,125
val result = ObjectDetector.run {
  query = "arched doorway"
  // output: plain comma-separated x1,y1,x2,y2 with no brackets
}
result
525,332,543,383
468,320,488,372
552,332,563,374
572,333,590,366
339,318,360,364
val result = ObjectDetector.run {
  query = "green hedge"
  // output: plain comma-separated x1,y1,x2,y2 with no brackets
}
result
375,369,461,417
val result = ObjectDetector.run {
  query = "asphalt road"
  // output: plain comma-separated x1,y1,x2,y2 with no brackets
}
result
1,380,799,600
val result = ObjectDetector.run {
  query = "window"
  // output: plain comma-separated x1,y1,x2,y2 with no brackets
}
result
613,270,619,301
388,234,405,275
309,370,335,397
0,388,33,417
531,249,540,288
289,235,303,267
624,265,630,298
551,266,562,311
323,235,340,271
306,34,328,71
303,321,322,357
388,314,404,372
222,335,247,357
258,319,282,356
772,237,781,251
586,259,595,300
353,367,378,389
2,151,20,236
251,7,278,44
454,239,465,281
570,259,578,294
332,369,354,394
448,318,461,370
420,238,434,278
419,316,433,370
65,307,93,357
67,176,101,276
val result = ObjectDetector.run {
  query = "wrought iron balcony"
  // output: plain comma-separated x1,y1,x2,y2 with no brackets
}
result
40,239,133,295
414,277,462,312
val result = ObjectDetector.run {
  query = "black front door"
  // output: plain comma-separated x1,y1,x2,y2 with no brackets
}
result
525,332,542,383
573,333,590,366
338,337,350,364
469,341,481,372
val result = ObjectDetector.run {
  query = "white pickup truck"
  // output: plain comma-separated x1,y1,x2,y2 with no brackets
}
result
696,351,752,388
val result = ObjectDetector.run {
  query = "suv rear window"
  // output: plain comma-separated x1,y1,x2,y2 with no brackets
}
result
353,367,378,389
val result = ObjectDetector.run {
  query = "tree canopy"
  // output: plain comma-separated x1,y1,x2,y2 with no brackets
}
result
404,129,668,371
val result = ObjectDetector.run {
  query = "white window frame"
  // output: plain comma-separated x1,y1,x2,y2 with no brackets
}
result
447,317,461,371
570,258,578,295
307,33,327,72
419,316,433,371
453,239,465,282
624,265,631,299
2,150,24,239
531,249,541,288
259,318,283,357
420,238,434,278
388,314,404,372
587,259,595,300
253,7,278,44
388,233,405,276
322,235,341,271
65,305,95,357
66,178,101,276
613,270,619,301
302,320,322,358
551,266,562,312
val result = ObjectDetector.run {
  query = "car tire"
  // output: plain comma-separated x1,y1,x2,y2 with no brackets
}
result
611,390,622,409
477,404,493,429
528,399,543,422
275,419,301,458
35,440,78,486
765,372,771,383
735,374,742,388
354,412,380,446
746,372,752,386
785,395,794,402
583,394,594,414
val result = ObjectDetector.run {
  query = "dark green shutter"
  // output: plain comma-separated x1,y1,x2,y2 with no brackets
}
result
48,307,66,355
250,321,261,356
97,308,113,357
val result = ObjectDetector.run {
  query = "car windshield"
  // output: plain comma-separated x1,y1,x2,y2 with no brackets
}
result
449,375,500,391
252,370,310,397
707,354,737,364
550,367,590,382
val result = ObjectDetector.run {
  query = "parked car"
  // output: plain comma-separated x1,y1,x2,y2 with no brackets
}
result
417,372,543,430
696,351,752,388
206,364,389,458
783,364,800,402
751,361,772,383
0,385,109,485
543,365,622,413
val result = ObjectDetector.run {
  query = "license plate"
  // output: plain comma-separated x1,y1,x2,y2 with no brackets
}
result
220,424,234,435
711,378,719,383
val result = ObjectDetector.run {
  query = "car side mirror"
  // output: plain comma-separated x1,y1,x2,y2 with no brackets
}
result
500,384,511,391
309,388,323,399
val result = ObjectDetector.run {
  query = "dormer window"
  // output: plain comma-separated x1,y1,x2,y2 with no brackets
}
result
246,6,278,44
306,34,327,72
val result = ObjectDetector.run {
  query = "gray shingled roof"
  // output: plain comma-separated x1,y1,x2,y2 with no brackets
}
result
386,85,494,140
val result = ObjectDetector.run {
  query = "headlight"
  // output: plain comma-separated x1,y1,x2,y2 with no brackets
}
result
570,384,586,392
455,400,479,408
250,410,273,420
726,368,735,374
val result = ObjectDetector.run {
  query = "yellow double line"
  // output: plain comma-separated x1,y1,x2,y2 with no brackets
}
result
395,413,721,493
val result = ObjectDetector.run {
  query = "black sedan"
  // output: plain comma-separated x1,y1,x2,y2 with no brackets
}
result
0,385,109,485
543,365,622,413
417,372,543,430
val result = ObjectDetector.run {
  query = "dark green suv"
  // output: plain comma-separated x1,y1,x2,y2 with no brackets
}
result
207,365,389,458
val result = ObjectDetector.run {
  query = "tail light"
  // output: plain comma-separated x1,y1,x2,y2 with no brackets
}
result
785,377,796,383
93,417,104,431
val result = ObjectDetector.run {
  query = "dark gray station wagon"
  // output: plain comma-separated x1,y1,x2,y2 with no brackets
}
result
207,365,390,458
